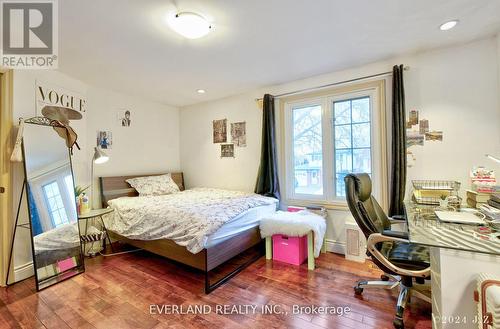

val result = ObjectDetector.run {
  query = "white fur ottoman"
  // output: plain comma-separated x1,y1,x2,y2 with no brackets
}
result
259,210,327,270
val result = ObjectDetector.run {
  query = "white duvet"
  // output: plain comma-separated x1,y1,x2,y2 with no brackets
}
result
34,222,102,252
106,188,278,254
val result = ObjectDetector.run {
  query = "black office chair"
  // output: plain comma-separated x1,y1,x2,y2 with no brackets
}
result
344,173,431,329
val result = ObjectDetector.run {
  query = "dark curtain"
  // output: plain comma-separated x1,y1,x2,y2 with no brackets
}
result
255,94,280,200
388,65,407,216
27,184,43,236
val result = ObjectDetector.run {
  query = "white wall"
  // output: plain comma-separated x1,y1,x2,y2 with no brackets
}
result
180,94,263,191
180,37,500,253
86,87,180,206
10,70,180,281
405,38,500,192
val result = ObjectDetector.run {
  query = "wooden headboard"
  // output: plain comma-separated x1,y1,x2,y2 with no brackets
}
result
99,172,185,207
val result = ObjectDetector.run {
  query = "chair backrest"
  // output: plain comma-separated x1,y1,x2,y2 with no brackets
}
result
345,173,391,239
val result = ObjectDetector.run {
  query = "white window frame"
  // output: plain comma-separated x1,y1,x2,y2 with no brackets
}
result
280,80,388,210
284,96,327,201
29,164,76,231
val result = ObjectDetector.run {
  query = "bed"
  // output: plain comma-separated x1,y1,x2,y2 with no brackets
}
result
99,172,278,293
33,222,82,268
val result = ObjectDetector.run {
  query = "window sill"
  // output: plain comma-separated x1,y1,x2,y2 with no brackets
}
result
284,198,350,211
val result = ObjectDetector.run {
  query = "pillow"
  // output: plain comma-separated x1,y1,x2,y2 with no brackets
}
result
126,174,180,196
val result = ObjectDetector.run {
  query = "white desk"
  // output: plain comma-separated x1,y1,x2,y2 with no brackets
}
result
406,203,500,329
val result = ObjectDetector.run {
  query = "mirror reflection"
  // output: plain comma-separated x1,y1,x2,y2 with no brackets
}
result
23,122,84,290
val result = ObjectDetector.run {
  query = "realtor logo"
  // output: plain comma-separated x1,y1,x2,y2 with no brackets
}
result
1,0,58,68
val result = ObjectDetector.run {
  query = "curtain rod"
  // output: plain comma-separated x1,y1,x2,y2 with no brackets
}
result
255,66,410,102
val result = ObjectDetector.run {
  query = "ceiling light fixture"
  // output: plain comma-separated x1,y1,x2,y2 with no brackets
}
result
167,12,212,39
196,89,206,94
439,20,458,31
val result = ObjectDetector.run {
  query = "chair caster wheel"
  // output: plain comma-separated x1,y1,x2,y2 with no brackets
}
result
381,274,390,281
393,317,404,329
354,286,364,295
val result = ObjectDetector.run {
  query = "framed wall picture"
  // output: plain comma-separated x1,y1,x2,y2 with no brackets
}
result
231,122,246,147
221,144,234,158
117,109,131,127
213,119,227,143
97,131,112,149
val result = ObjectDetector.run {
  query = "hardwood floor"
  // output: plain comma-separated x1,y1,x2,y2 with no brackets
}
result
0,247,431,329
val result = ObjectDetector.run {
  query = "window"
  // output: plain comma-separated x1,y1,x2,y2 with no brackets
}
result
333,97,371,197
282,80,387,206
43,181,70,227
292,104,323,195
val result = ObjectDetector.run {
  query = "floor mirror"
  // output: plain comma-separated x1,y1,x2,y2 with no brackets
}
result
22,118,84,290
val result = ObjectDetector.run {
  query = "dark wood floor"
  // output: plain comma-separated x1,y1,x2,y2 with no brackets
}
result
0,247,431,329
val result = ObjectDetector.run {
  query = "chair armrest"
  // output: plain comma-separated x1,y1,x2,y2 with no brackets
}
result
366,233,430,279
388,215,406,225
382,230,408,240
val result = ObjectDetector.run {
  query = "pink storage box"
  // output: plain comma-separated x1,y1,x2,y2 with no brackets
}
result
287,206,305,212
272,234,308,266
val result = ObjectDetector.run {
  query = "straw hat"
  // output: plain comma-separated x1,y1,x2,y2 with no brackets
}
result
41,105,81,152
41,105,82,124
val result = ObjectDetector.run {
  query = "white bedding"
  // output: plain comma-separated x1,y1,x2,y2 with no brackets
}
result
206,202,277,248
34,222,96,253
106,188,278,254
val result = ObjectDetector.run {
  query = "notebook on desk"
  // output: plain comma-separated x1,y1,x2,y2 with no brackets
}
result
434,210,486,225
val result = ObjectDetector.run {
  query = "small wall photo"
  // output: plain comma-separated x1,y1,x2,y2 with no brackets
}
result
97,131,112,149
117,109,132,127
221,144,234,158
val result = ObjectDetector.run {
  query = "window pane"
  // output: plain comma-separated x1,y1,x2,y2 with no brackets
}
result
333,96,372,198
45,184,55,197
43,181,70,228
56,197,64,209
52,210,61,225
335,125,351,149
336,173,348,197
352,97,370,123
353,148,371,173
352,123,370,148
335,149,352,174
334,101,351,125
293,105,323,195
58,209,68,223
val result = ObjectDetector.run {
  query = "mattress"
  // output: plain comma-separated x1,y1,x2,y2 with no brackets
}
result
205,202,277,248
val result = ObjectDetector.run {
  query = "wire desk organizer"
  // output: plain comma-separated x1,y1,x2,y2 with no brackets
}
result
411,180,462,207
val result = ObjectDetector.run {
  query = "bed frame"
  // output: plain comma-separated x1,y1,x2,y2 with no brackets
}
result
99,172,264,293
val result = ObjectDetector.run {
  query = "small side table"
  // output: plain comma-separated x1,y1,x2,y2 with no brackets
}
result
78,208,114,255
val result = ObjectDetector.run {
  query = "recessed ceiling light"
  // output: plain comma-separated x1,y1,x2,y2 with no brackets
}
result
167,12,212,39
196,89,206,94
439,20,458,31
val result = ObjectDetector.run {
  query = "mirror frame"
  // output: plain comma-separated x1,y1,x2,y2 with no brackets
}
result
21,117,85,291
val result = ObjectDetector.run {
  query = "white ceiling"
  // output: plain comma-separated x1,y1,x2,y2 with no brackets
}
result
58,0,500,107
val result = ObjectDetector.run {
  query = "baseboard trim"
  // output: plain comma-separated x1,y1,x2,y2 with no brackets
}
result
14,261,34,282
325,238,346,255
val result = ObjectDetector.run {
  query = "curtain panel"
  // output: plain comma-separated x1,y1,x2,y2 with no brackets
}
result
255,94,280,200
388,65,407,216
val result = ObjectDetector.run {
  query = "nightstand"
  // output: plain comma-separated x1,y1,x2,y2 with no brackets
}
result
78,208,115,255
